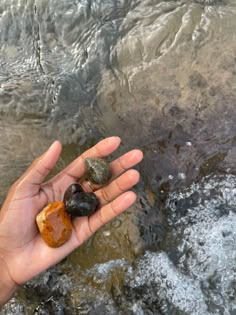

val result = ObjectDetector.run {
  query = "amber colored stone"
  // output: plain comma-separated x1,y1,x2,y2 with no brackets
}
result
36,201,73,248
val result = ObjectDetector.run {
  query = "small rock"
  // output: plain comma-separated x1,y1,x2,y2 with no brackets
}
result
64,191,99,217
85,157,112,185
36,201,72,248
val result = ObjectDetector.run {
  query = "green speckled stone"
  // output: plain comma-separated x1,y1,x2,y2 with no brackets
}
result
85,157,112,185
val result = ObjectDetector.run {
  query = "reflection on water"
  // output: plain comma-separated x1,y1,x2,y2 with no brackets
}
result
1,0,236,313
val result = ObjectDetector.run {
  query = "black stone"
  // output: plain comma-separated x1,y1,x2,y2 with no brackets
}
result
65,191,99,217
63,183,84,207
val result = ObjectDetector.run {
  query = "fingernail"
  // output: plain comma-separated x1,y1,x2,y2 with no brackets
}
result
107,136,121,143
48,141,56,151
124,191,137,204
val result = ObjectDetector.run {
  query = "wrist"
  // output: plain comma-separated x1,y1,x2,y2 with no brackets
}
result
0,256,18,307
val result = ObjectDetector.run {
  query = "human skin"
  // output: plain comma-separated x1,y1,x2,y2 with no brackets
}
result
0,137,143,306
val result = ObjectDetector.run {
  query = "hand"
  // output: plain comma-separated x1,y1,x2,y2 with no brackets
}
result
0,137,143,305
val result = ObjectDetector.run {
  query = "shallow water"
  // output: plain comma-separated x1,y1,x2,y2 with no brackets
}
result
1,0,236,314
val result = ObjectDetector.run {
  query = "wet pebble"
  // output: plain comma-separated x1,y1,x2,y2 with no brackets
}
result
64,190,99,217
85,157,112,185
63,183,99,217
36,201,72,248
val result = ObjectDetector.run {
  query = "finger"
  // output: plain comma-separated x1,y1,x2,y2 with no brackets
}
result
80,149,143,192
17,141,62,190
87,191,137,235
53,137,121,186
110,149,143,177
95,169,140,206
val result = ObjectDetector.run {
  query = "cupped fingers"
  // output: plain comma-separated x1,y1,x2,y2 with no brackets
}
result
80,149,143,192
88,191,137,235
60,137,121,181
95,169,140,206
110,149,143,179
48,137,121,198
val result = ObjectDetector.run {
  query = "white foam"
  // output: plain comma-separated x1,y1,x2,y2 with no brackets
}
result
127,175,236,314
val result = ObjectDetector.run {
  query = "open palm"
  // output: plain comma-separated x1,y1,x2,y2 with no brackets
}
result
0,137,143,288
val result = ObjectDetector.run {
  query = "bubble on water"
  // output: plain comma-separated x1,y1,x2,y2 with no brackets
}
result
167,175,236,312
103,230,111,237
25,265,73,297
125,251,209,314
124,175,236,314
0,298,25,315
111,218,122,229
178,172,186,180
186,141,192,147
86,259,128,284
131,302,146,315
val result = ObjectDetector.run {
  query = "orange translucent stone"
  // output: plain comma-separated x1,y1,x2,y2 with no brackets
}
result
36,201,72,248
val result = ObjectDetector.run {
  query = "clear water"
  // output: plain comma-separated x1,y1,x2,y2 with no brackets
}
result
1,0,236,313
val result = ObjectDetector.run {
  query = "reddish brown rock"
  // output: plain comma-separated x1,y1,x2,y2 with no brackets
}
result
36,201,73,248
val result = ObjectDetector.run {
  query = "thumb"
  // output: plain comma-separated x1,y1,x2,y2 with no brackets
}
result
19,141,62,189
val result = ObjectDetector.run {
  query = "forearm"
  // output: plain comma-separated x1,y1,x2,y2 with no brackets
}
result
0,257,18,307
